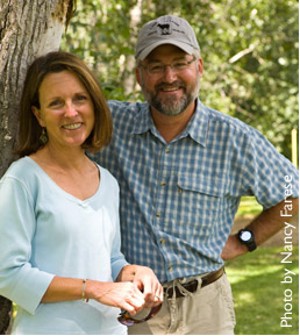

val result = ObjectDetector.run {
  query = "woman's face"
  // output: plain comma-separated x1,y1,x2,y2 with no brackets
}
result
32,70,95,150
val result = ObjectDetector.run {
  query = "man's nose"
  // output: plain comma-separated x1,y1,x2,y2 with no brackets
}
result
162,65,178,82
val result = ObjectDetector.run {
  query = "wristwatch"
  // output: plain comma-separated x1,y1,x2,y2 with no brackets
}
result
237,229,257,252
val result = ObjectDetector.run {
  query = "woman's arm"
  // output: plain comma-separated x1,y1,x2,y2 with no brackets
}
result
41,275,146,315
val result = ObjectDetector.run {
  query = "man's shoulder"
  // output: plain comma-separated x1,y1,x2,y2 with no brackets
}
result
201,103,253,137
108,100,147,116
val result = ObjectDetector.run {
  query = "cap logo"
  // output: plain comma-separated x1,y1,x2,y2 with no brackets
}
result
157,23,172,36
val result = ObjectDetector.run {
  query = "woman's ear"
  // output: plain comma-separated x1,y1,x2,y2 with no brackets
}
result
32,106,45,127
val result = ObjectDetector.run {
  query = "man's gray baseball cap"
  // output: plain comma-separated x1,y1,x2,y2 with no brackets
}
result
135,15,200,61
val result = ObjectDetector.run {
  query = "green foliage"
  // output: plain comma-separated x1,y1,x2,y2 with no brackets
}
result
236,196,263,217
226,247,299,334
61,0,298,158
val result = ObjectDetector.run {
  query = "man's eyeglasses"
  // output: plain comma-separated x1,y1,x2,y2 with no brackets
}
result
118,304,162,326
140,57,196,76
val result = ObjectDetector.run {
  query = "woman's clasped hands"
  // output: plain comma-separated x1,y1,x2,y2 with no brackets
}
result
85,265,163,316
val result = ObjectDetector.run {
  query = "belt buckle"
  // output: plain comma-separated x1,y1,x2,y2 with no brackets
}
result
183,278,199,293
165,278,199,299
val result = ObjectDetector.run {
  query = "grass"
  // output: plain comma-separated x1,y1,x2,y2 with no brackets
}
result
236,196,263,217
226,246,299,335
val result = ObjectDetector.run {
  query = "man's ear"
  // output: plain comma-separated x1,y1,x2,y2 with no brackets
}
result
32,106,45,127
197,58,204,77
135,67,142,87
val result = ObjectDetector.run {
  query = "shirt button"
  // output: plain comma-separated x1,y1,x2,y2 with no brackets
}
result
165,147,170,153
156,212,161,218
160,238,166,244
168,265,173,272
160,181,167,186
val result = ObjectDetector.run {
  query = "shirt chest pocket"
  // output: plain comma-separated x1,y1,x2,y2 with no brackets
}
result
173,174,228,236
178,174,226,198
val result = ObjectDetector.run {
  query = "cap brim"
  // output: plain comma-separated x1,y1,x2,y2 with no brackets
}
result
136,40,195,60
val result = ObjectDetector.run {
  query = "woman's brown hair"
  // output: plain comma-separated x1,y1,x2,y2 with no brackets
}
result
16,51,112,157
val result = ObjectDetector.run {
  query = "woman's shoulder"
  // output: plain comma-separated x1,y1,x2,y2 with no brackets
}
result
1,157,43,188
95,163,119,189
2,157,34,177
0,157,43,203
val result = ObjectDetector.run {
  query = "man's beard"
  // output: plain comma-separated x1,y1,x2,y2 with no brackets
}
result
143,77,200,116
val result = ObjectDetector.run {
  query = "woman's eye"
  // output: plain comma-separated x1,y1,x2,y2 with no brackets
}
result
49,100,63,108
74,95,88,102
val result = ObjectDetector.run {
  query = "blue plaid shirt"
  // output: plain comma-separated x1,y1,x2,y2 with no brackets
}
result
93,99,299,283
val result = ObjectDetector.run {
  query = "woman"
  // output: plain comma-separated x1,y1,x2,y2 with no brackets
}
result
0,51,162,334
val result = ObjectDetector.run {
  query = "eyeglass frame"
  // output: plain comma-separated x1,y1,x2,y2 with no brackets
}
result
138,56,197,76
118,303,162,327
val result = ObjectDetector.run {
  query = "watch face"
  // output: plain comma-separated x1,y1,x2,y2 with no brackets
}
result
241,231,252,242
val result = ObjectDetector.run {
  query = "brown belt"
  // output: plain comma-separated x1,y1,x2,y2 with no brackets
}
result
164,267,224,299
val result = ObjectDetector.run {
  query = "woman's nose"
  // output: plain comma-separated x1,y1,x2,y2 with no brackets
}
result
64,102,78,116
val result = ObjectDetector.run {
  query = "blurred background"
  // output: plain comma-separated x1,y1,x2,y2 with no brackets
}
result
61,0,299,163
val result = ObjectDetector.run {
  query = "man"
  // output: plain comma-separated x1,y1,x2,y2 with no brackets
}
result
93,15,299,334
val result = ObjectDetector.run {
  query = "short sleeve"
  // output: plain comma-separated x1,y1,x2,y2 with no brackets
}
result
241,128,299,209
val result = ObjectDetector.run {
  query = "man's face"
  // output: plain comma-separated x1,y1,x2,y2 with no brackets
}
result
136,44,203,116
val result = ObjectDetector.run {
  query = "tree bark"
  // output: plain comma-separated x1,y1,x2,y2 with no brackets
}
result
0,0,75,333
122,0,142,96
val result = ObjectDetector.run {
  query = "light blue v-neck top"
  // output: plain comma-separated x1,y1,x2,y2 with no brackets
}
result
0,157,128,334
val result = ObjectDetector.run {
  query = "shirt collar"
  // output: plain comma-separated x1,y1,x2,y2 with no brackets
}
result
186,99,209,147
131,104,153,135
131,99,209,147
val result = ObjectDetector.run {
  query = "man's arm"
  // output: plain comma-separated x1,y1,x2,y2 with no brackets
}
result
221,197,299,260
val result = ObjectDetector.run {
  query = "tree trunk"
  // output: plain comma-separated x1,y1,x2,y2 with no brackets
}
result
122,0,142,96
0,0,75,333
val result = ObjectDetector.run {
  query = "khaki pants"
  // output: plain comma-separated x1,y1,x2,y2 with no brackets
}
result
128,273,236,335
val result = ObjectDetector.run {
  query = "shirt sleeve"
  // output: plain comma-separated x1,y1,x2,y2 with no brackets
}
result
110,223,129,281
0,176,54,315
241,127,299,208
107,174,129,281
